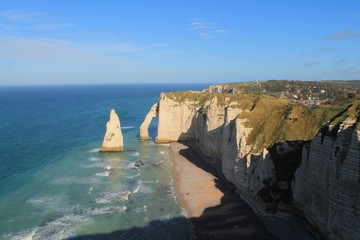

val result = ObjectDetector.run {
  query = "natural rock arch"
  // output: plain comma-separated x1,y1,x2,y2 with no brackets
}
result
139,103,159,140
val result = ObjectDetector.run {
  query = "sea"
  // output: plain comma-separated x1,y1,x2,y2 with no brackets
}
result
0,84,208,240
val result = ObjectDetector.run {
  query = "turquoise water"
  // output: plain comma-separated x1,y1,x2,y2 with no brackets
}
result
0,84,207,240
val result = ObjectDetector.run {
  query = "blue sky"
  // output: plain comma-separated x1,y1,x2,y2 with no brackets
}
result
0,0,359,85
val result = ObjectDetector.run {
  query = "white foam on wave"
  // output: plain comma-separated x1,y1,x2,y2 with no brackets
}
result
53,176,101,185
88,156,101,161
82,162,106,168
4,212,93,240
121,126,135,129
129,152,140,157
160,151,165,154
154,159,164,165
87,206,127,215
94,190,131,204
132,182,154,194
27,195,65,212
132,185,141,194
89,148,100,152
160,214,171,223
127,172,140,179
95,171,110,177
135,205,147,213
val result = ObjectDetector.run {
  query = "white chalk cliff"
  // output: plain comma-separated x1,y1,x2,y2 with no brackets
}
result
140,90,360,240
139,103,158,140
99,109,124,152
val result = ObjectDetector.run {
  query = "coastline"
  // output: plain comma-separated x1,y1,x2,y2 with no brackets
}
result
168,142,278,240
168,141,316,240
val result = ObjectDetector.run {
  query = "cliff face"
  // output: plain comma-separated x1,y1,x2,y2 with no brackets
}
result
140,91,360,240
293,105,360,240
99,109,124,152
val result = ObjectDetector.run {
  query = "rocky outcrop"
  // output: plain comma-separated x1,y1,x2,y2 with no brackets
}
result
139,103,158,140
99,109,124,152
202,84,238,93
142,90,360,240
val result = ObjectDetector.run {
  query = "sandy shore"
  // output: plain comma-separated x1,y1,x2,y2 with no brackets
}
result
168,141,278,240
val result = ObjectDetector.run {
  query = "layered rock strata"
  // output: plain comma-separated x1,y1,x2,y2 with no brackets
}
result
99,109,124,152
293,106,360,240
140,91,360,240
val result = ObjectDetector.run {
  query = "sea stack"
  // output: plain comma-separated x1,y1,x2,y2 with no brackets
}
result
99,109,124,152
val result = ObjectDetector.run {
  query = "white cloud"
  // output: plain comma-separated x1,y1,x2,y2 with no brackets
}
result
188,19,229,39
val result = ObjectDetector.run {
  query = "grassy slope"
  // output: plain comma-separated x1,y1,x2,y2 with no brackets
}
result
164,91,359,153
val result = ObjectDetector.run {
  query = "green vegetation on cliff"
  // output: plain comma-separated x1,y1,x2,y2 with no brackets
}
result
164,90,358,153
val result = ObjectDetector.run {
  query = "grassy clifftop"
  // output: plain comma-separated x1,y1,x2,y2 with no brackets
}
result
163,90,359,153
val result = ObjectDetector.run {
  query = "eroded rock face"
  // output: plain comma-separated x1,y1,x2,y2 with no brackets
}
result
155,93,197,143
139,103,158,140
99,109,124,152
148,91,360,239
293,118,360,240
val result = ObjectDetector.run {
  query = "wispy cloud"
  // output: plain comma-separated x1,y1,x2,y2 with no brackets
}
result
0,35,177,66
0,9,73,32
319,48,335,52
188,19,229,39
304,61,320,67
326,30,360,40
30,23,74,30
0,36,127,65
87,43,169,55
0,9,46,22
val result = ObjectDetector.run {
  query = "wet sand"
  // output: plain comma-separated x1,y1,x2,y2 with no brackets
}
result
169,142,278,240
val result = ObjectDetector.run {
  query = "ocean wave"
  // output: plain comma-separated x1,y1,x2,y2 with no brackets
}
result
95,171,110,177
88,156,101,161
27,195,65,211
121,126,135,129
94,191,131,204
135,205,147,213
129,152,140,157
89,148,100,152
4,213,93,240
154,159,164,165
160,151,165,154
82,162,106,168
127,173,140,179
132,184,141,194
87,206,127,215
53,176,101,185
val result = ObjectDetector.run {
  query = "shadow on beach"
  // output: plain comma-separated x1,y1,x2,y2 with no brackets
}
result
67,141,313,240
